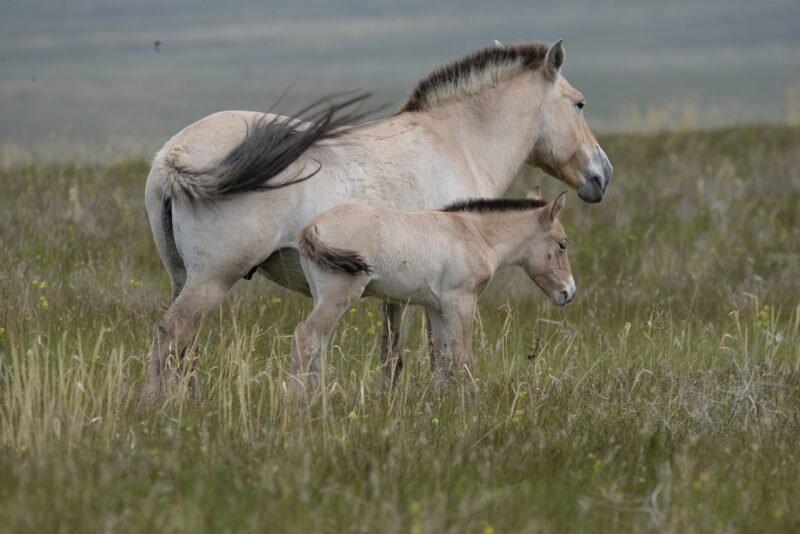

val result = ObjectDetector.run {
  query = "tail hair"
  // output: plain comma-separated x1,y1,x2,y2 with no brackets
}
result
211,91,377,197
158,91,378,202
298,225,372,275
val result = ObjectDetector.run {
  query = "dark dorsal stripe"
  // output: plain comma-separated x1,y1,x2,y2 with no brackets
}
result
400,42,550,113
442,198,548,213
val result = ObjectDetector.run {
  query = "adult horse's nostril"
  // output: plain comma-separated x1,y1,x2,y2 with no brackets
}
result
559,289,570,304
591,174,605,193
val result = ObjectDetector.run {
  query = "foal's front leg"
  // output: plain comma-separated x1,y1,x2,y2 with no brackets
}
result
427,297,478,383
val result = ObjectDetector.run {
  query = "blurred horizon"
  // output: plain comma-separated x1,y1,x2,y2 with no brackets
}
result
2,0,799,161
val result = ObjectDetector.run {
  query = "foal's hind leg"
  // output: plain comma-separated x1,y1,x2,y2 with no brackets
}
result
292,265,368,394
379,302,411,387
141,278,232,403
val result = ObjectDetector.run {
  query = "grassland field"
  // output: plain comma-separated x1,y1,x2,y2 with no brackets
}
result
1,125,799,532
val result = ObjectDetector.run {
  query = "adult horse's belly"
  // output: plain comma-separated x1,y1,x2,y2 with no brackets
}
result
258,248,312,296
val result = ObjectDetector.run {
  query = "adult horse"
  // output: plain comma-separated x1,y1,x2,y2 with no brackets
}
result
142,40,613,401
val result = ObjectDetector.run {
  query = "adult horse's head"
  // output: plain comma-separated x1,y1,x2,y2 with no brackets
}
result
404,39,614,203
522,40,613,203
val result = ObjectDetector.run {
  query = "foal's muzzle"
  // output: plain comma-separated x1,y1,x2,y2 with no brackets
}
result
553,277,577,306
577,145,613,203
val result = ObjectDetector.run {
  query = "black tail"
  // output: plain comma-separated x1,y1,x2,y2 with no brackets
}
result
159,197,187,301
298,225,372,275
209,91,376,196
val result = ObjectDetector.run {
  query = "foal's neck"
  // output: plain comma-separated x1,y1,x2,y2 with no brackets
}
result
433,73,545,194
464,210,542,271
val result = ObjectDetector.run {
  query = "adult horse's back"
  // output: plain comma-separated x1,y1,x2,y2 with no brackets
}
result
142,40,613,401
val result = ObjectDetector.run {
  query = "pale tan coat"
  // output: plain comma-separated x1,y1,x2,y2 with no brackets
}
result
293,191,574,387
141,40,609,401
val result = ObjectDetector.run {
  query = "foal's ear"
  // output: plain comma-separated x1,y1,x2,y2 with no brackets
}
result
526,185,542,201
548,190,567,222
544,39,565,82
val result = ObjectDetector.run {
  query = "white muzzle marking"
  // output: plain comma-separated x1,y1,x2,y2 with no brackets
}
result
554,276,576,306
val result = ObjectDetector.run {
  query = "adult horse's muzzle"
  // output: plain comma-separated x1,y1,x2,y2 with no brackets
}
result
577,145,613,203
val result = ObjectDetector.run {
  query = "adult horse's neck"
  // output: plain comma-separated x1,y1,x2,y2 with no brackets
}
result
424,72,546,196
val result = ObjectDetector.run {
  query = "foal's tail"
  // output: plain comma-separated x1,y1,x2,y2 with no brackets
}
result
298,225,372,275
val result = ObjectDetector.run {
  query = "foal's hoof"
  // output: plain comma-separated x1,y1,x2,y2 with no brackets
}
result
139,382,165,407
287,377,309,400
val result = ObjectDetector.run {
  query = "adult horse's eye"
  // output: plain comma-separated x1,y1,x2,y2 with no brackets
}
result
575,100,585,111
558,241,567,251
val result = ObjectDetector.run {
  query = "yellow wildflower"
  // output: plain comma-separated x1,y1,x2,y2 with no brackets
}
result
408,501,421,517
511,409,524,425
756,305,770,328
692,472,710,491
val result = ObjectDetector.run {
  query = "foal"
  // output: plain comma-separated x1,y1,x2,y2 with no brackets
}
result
293,189,575,389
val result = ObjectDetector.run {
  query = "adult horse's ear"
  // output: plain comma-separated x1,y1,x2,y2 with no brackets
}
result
494,40,507,49
549,190,567,222
527,185,542,200
544,39,565,82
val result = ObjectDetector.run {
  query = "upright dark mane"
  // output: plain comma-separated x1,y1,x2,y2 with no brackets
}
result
442,198,548,213
202,92,375,198
400,42,550,112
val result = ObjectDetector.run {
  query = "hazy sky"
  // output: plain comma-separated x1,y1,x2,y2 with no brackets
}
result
2,0,799,158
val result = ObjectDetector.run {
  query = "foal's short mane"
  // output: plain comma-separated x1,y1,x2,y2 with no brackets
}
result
400,42,550,113
442,198,548,213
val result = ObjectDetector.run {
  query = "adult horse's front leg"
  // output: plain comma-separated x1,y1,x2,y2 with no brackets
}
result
141,278,232,404
380,302,411,387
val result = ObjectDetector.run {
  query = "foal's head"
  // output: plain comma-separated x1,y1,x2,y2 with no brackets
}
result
521,189,575,306
525,41,613,204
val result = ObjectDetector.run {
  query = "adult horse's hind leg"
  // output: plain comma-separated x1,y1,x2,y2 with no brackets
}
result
141,277,232,403
380,302,411,387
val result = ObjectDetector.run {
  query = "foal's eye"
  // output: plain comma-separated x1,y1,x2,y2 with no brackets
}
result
558,241,567,252
575,100,585,111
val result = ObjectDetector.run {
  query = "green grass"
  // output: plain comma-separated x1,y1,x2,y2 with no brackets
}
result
1,125,799,532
